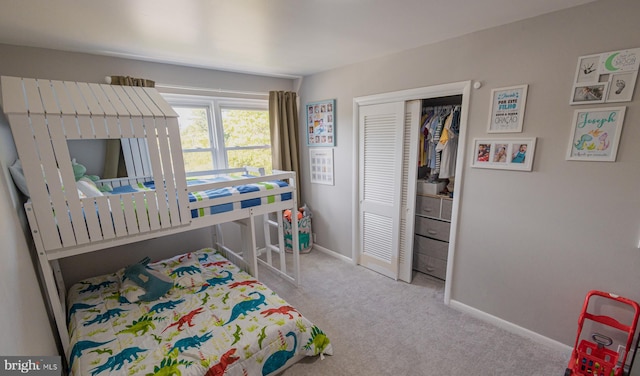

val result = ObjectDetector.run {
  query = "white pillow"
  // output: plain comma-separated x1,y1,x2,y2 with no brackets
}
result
76,178,103,198
76,189,87,199
8,159,29,197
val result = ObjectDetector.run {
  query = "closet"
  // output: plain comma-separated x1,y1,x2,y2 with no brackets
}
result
413,97,462,280
354,81,470,300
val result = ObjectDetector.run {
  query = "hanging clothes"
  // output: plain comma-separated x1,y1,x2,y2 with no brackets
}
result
429,115,442,175
438,106,460,179
418,104,460,182
418,110,434,167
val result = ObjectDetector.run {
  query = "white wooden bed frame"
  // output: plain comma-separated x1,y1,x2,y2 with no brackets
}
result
0,76,301,359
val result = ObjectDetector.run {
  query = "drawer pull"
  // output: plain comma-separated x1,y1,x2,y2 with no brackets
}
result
427,230,438,235
423,207,433,212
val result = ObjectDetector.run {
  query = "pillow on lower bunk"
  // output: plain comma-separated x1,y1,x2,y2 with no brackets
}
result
120,257,173,303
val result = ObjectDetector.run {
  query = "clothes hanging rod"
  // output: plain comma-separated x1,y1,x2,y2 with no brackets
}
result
103,76,268,97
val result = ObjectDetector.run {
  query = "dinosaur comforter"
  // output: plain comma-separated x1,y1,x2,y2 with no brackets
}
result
66,248,332,376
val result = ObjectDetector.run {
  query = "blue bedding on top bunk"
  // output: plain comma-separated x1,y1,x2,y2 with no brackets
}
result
110,176,292,218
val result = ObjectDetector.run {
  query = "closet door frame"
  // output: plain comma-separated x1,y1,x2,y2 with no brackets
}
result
352,81,471,304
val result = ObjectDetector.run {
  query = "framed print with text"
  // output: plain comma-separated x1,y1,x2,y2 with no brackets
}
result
566,106,626,162
487,84,528,133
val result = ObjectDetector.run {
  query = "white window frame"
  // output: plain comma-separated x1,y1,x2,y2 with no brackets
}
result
162,93,269,177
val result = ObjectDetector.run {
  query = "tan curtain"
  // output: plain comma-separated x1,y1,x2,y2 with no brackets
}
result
109,75,155,88
104,75,155,178
269,91,301,203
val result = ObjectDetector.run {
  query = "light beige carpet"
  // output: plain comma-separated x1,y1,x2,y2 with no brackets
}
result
258,249,570,376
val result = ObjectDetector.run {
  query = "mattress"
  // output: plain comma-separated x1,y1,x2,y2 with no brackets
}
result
110,176,292,218
66,248,332,376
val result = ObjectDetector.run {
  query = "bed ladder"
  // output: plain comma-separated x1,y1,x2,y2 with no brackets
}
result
212,168,300,286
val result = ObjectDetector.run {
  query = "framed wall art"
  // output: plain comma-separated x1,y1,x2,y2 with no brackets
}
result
566,106,626,162
570,48,640,105
309,148,334,185
606,71,638,103
471,137,537,171
570,82,608,105
487,84,528,133
306,99,335,147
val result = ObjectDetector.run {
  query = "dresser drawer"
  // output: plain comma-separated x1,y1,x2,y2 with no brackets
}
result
415,195,441,218
414,234,448,261
413,252,447,280
441,198,453,221
414,216,450,242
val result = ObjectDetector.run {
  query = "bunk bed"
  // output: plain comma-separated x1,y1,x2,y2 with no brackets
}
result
0,76,329,374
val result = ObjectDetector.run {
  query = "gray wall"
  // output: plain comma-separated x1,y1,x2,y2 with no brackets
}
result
0,44,295,354
298,0,640,346
0,44,293,95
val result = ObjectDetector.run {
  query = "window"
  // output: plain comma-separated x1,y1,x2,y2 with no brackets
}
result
163,94,272,177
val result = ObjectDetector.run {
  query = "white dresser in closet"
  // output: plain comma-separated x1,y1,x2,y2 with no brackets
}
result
413,194,452,280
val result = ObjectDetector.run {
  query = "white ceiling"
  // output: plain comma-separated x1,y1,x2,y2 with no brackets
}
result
0,0,596,78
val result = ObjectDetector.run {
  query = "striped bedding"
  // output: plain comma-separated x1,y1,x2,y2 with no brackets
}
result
110,176,292,218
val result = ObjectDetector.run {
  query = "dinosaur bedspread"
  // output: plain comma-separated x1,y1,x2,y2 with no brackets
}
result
66,248,332,376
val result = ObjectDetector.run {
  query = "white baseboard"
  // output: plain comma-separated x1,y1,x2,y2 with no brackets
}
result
311,244,355,264
449,299,573,355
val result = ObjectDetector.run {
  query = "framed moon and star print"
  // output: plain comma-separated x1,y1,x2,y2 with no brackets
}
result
570,48,639,104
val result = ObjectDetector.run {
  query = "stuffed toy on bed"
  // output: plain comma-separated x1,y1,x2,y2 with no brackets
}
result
71,159,112,196
122,257,173,302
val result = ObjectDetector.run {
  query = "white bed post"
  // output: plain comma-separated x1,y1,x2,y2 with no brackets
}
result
36,254,70,358
263,213,274,265
291,175,300,286
276,210,286,271
242,214,259,278
24,203,70,356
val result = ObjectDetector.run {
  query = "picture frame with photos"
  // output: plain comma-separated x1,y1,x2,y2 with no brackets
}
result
570,82,608,105
306,99,336,147
471,137,537,171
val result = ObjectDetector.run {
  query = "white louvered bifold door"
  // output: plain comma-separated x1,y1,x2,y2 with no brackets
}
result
358,102,405,279
398,100,421,283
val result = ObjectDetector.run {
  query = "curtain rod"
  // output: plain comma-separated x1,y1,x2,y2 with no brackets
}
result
103,76,268,97
155,83,269,97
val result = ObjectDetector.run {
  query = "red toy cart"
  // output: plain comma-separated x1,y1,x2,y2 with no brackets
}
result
565,290,640,376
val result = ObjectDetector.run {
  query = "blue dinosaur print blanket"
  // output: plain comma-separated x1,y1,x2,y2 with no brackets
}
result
67,248,332,376
110,176,292,219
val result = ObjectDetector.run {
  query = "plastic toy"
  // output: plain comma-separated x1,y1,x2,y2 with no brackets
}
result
564,290,640,376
